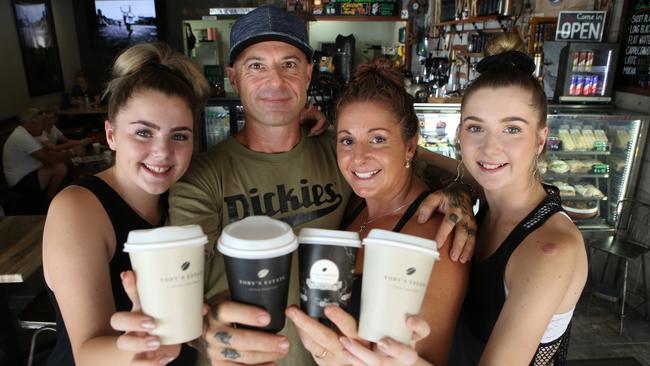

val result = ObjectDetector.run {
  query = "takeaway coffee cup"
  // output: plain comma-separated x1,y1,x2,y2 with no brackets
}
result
123,225,207,345
218,216,298,333
358,229,439,344
298,228,361,320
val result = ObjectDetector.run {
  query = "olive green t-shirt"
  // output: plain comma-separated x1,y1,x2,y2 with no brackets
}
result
170,129,352,366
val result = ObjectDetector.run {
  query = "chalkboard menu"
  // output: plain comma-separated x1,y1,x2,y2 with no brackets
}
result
313,0,398,16
615,0,650,95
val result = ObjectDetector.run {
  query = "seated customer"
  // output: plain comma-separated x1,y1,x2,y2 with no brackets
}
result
70,70,101,107
39,109,94,152
3,108,75,213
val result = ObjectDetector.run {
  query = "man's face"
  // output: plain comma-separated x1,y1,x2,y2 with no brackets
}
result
227,41,313,128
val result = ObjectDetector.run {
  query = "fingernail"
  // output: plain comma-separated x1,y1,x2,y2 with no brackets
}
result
451,251,459,261
339,336,350,347
286,308,296,319
146,338,160,349
278,340,290,351
141,320,155,330
157,356,173,365
258,314,271,325
418,214,425,223
437,241,443,249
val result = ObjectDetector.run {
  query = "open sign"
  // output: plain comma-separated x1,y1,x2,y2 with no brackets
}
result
555,11,606,42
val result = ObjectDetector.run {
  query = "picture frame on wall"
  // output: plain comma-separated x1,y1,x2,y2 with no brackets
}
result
12,0,64,97
89,0,159,49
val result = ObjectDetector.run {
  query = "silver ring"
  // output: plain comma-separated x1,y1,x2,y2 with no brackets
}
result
314,349,328,359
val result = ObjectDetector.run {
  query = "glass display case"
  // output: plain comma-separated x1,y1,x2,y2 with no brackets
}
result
414,103,649,234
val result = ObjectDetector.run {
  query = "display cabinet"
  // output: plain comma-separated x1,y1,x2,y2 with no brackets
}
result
414,103,649,234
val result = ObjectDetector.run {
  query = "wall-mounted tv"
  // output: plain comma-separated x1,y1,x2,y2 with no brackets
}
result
92,0,158,49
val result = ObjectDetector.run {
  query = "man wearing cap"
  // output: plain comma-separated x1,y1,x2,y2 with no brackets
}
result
116,6,476,366
3,108,78,213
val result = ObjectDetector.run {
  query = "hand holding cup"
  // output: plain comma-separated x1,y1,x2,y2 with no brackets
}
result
199,291,291,365
110,271,181,365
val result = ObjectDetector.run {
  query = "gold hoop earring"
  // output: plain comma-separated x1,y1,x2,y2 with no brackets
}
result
532,153,540,182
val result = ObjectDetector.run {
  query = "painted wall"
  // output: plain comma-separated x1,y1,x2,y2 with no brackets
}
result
0,0,81,120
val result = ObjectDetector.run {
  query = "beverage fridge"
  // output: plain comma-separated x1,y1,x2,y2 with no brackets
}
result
200,98,244,151
554,42,619,103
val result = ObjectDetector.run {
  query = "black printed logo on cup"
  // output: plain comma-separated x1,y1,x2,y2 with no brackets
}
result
406,267,416,275
258,269,270,279
181,262,190,271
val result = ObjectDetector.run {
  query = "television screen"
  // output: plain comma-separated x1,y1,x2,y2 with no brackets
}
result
93,0,157,48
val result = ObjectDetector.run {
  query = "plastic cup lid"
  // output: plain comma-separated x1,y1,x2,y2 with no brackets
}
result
217,216,298,259
298,228,361,248
362,229,439,259
124,225,208,252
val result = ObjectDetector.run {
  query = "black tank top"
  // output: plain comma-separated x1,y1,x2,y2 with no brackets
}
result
451,184,572,366
341,190,432,319
47,176,196,365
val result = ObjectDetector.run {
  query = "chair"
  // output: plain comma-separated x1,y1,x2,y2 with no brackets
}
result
590,198,650,335
18,291,56,366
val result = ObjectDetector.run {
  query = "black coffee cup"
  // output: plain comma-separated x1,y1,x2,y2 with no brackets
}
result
298,228,361,320
218,216,298,333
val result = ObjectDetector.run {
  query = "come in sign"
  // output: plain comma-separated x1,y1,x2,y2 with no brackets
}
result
555,11,607,42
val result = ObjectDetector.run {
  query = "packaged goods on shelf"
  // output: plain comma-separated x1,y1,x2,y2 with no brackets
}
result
553,181,576,196
537,160,548,174
574,184,604,198
549,159,570,174
563,200,599,219
570,129,588,150
614,129,630,149
558,129,577,151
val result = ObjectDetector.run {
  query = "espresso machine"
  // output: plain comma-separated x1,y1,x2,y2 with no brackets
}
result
420,54,449,98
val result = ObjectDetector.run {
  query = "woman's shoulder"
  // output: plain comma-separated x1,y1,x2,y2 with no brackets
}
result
46,185,111,239
513,211,585,268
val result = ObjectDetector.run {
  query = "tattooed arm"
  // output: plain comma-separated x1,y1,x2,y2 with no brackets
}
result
415,148,482,263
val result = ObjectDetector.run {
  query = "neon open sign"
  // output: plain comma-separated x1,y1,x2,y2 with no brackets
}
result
556,11,607,42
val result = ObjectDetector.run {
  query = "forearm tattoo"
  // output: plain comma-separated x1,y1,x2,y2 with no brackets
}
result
215,331,232,345
221,348,241,360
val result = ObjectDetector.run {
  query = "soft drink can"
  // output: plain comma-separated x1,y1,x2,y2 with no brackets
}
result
582,76,592,96
575,75,584,95
591,75,600,95
569,75,578,95
585,51,594,72
572,51,580,71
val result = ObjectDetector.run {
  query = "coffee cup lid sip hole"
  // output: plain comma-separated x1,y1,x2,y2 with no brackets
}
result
124,225,208,252
362,229,439,260
218,216,298,259
298,228,361,247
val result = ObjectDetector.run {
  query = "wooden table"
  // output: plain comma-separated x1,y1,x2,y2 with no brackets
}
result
0,215,46,366
0,215,46,283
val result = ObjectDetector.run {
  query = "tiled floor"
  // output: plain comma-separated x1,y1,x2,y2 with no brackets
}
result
2,284,650,365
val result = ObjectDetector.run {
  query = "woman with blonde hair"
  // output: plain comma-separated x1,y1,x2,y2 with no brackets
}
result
43,42,210,366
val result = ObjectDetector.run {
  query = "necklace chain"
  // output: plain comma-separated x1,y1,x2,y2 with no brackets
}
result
358,202,410,233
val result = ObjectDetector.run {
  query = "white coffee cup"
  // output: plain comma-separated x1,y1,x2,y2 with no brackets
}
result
124,225,207,344
358,229,439,344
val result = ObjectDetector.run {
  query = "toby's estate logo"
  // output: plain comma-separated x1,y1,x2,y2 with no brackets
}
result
181,262,190,271
257,269,269,279
224,179,343,227
406,267,416,275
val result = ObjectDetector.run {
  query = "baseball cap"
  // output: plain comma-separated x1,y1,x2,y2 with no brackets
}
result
229,6,314,65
